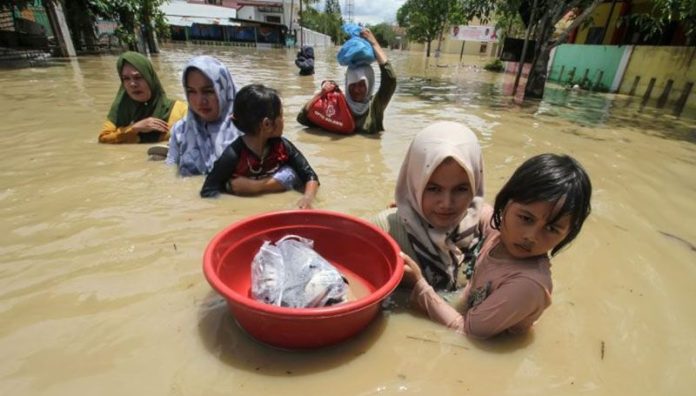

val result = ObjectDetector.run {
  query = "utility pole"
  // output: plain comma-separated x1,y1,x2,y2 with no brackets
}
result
345,0,354,23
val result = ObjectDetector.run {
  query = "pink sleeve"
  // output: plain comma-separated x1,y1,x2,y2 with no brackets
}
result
462,276,550,338
410,278,466,333
410,276,549,339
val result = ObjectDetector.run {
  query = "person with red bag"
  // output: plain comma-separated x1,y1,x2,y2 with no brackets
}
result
297,28,396,135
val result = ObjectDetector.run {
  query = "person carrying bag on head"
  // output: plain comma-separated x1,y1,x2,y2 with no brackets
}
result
297,27,396,135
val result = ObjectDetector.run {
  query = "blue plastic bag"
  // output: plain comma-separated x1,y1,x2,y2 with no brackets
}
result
336,23,375,67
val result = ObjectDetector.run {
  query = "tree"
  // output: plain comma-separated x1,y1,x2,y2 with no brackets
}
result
631,0,696,45
369,22,397,48
461,0,603,99
298,0,344,44
397,0,464,57
64,0,100,51
323,0,344,44
89,0,168,53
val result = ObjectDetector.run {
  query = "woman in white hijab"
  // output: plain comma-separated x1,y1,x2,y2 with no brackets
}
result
297,28,396,134
371,121,485,291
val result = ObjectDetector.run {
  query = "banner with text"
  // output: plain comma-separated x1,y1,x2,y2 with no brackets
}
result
450,25,499,42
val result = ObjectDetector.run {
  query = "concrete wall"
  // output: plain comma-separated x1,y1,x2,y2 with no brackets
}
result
548,44,628,91
295,27,332,48
547,43,695,112
409,38,498,58
618,46,696,105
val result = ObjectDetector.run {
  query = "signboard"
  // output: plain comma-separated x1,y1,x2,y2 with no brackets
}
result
450,25,499,42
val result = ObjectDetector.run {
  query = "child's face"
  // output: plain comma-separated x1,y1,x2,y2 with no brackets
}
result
499,200,571,258
271,108,284,137
421,158,473,231
262,108,284,138
185,69,220,122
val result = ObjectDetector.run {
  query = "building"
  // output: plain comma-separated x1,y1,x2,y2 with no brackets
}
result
161,0,330,47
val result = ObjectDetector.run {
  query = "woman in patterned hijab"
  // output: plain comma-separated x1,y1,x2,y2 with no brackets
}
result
166,56,240,176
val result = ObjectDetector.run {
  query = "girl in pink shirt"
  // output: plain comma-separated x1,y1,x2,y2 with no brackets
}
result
404,154,592,339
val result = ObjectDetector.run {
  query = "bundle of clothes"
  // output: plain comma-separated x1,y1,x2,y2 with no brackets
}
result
251,235,350,308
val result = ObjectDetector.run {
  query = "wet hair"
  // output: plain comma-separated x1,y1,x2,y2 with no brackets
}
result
232,84,282,134
492,153,592,256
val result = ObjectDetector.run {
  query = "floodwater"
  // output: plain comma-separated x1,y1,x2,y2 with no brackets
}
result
1,44,695,395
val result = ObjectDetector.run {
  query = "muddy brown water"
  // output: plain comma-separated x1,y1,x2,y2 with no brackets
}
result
1,45,694,395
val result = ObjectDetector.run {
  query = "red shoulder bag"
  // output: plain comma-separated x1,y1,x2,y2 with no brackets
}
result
306,86,356,135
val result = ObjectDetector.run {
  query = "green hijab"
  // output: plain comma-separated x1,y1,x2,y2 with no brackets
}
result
107,51,175,127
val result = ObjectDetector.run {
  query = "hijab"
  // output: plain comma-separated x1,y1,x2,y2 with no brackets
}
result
395,121,485,291
344,64,375,116
174,56,240,176
107,51,175,127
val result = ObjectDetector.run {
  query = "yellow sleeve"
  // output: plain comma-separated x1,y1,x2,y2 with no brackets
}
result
167,101,188,127
98,120,140,144
163,101,188,142
99,101,187,144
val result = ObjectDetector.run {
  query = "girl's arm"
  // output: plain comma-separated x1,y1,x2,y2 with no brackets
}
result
282,138,320,208
228,176,286,196
296,180,319,209
282,138,319,184
405,254,548,339
200,144,239,198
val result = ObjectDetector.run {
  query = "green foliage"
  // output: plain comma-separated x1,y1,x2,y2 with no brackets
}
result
300,0,344,44
397,0,463,55
491,7,525,43
630,0,696,45
369,23,397,48
483,58,503,72
59,0,167,50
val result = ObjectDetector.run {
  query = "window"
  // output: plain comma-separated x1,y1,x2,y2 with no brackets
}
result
265,15,281,24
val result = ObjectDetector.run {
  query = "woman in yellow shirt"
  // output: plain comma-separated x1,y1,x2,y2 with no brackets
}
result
98,51,187,144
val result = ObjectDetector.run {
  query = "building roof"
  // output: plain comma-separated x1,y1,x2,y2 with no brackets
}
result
161,1,239,26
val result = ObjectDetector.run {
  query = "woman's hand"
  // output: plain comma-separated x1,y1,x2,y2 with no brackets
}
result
360,28,388,65
320,80,337,93
131,117,169,133
400,252,424,288
360,28,378,46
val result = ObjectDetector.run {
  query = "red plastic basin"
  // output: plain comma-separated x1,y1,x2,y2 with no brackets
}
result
203,209,404,349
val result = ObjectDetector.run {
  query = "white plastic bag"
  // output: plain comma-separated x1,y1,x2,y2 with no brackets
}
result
251,235,348,308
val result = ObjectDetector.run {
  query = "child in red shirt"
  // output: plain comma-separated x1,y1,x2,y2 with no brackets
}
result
201,84,319,209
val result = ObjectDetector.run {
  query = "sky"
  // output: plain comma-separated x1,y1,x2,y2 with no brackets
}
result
349,0,406,25
317,0,407,26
